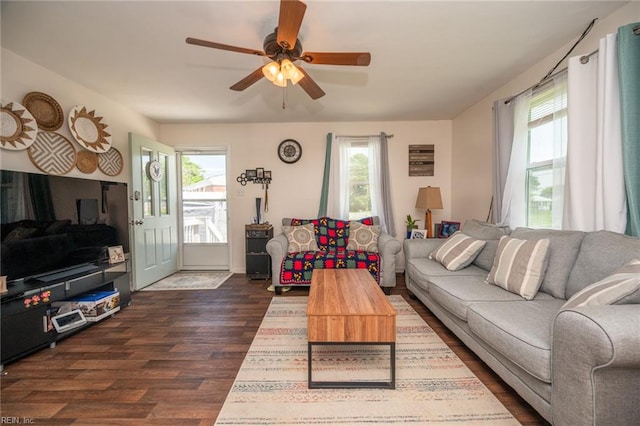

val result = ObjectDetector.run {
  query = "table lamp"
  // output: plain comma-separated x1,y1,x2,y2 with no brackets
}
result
415,186,443,238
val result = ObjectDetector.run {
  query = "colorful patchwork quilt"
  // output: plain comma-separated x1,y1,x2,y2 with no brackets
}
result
281,216,380,285
280,250,380,285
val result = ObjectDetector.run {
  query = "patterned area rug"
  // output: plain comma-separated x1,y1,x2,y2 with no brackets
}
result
215,296,519,425
141,271,233,291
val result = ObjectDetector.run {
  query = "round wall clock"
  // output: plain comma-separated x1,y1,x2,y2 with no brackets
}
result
278,139,302,164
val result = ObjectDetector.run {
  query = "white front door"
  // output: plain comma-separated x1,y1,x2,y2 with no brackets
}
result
129,133,178,290
179,150,229,270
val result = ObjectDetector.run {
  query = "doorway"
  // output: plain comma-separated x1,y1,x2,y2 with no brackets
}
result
129,133,178,290
178,150,230,270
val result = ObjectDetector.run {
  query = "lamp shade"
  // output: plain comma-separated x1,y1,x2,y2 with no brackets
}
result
262,61,279,82
415,186,443,210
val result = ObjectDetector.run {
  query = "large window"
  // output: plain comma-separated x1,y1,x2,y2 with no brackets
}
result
345,140,372,220
525,80,567,228
180,153,227,243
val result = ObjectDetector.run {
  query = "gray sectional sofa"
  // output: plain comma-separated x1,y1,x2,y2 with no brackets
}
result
403,219,640,425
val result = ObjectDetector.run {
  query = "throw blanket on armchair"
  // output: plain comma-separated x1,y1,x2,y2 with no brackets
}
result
280,250,380,285
280,216,380,285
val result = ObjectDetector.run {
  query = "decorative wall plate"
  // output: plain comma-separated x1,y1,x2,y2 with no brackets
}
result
147,160,164,181
1,100,38,150
98,147,123,176
68,105,112,153
22,91,64,131
28,131,77,175
76,150,98,174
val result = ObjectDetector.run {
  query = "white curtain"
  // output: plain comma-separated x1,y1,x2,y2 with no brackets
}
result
367,135,391,232
564,33,627,232
499,90,531,228
326,134,349,218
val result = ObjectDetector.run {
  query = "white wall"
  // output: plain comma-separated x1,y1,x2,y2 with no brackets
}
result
0,48,160,182
160,121,453,273
451,2,640,224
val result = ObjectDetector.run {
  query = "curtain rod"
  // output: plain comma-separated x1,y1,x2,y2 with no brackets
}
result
335,134,394,138
504,48,598,104
504,18,597,105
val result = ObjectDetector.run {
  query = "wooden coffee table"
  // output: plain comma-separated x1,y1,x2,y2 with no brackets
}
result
306,269,397,389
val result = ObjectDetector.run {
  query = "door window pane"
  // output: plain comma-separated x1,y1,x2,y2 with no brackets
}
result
142,148,153,217
181,154,227,243
159,153,169,215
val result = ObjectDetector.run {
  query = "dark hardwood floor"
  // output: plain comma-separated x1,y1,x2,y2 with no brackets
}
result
1,274,549,425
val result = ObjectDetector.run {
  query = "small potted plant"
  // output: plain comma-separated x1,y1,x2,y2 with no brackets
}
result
405,214,420,238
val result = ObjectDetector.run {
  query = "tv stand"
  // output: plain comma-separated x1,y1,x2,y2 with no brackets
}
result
0,260,131,369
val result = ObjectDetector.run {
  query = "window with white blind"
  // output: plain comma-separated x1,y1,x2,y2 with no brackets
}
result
526,78,567,228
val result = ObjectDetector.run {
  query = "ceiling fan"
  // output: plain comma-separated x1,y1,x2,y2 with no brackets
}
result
186,0,371,100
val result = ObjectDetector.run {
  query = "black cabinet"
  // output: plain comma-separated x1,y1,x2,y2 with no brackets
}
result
245,224,273,280
1,261,131,368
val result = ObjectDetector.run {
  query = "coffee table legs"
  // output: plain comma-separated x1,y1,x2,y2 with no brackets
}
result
308,342,396,389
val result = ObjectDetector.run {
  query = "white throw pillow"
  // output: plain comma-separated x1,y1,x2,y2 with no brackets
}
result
562,259,640,309
346,221,380,252
486,236,550,300
429,231,486,271
283,223,319,253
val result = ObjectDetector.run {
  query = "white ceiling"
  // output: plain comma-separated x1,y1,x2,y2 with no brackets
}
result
1,1,627,124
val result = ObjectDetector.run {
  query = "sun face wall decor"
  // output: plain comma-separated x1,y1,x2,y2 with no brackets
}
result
0,101,39,150
68,105,113,153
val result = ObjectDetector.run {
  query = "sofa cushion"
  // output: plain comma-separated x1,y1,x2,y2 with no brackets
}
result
566,230,640,299
428,275,551,321
44,219,71,235
346,221,380,252
510,228,586,299
486,236,551,300
461,219,510,270
4,226,40,241
562,259,640,309
405,258,487,284
467,299,566,383
429,232,486,271
283,223,319,253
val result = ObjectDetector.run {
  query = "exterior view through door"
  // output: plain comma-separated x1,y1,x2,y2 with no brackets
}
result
179,150,229,271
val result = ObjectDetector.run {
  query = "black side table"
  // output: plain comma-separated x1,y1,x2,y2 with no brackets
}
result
245,224,273,280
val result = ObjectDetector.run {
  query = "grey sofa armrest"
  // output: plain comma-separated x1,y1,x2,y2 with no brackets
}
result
552,305,640,425
266,233,288,284
403,238,444,268
378,232,401,288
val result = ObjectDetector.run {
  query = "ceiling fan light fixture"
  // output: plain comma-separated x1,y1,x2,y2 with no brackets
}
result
262,61,280,82
289,68,304,85
280,59,297,79
274,71,287,87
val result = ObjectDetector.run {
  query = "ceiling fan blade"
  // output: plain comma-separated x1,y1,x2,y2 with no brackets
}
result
300,51,371,66
229,67,265,91
186,37,266,57
296,67,325,99
277,0,307,50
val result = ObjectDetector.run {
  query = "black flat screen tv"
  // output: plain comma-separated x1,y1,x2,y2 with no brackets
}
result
0,170,129,282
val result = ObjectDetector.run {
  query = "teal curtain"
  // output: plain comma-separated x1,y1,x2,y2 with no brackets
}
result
317,133,332,217
618,23,640,236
